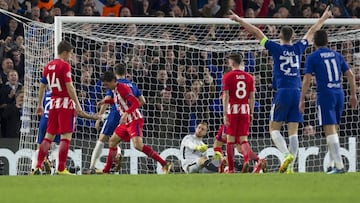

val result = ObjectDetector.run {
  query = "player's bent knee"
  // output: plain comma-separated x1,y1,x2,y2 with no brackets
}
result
198,157,208,166
98,134,109,142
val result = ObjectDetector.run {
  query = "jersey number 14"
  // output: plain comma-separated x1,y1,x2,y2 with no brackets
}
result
46,65,62,91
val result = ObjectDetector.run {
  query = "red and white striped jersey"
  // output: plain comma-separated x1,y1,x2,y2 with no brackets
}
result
113,83,142,124
41,59,75,110
222,69,254,115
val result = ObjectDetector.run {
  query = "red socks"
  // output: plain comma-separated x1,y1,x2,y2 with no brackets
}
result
226,142,235,172
142,145,166,166
36,138,52,169
103,147,118,173
58,139,70,171
240,141,251,163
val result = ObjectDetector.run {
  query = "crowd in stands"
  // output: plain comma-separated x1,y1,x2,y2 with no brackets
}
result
0,0,359,139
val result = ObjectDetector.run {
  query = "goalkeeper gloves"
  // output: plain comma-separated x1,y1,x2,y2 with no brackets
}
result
195,144,208,153
213,151,223,160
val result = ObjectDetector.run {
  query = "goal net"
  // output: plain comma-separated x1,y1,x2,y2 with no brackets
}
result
17,17,360,175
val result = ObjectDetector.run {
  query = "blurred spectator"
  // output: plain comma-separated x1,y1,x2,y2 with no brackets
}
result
54,0,71,15
9,49,24,82
179,0,200,17
200,0,220,17
0,58,14,85
161,0,179,16
76,70,96,128
37,0,54,11
26,6,41,21
0,69,22,138
102,0,121,17
1,18,22,40
147,88,177,138
303,124,316,137
120,6,132,17
301,4,312,18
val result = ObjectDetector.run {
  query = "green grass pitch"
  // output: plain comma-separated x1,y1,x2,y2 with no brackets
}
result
0,173,359,203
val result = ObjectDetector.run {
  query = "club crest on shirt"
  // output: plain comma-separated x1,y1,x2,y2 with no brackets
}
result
66,72,71,78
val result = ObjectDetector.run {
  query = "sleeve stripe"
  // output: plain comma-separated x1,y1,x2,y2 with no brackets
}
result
260,37,268,47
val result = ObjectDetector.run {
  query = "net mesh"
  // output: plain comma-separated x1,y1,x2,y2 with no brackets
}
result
17,19,360,175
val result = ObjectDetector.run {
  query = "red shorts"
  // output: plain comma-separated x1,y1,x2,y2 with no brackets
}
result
114,118,144,142
225,114,250,138
46,108,75,135
216,125,241,144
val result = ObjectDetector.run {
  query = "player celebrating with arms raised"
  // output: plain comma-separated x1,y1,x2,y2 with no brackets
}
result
229,7,332,173
222,53,260,173
299,30,358,174
34,40,98,175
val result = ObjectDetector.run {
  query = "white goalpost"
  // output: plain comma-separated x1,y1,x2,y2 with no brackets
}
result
16,16,360,175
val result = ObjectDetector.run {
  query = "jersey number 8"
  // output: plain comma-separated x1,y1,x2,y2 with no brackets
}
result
235,81,247,99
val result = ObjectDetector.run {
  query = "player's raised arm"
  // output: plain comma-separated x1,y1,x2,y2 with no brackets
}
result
229,10,266,41
344,69,358,109
303,6,332,42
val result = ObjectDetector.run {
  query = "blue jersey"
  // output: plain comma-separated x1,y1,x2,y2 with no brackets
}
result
264,39,308,89
42,91,52,118
304,47,349,93
38,90,60,144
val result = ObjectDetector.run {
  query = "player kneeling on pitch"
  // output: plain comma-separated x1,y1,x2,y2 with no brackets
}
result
180,122,219,173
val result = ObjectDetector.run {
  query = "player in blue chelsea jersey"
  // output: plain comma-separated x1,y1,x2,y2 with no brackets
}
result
229,7,332,173
31,90,61,174
300,30,358,174
88,63,146,173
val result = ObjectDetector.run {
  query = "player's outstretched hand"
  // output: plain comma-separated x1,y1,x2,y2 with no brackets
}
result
36,105,44,116
299,100,305,114
195,144,208,153
321,6,333,20
97,100,105,107
228,10,242,22
350,95,358,109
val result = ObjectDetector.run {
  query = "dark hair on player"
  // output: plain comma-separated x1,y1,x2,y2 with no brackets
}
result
228,53,243,65
57,40,73,55
280,26,294,42
101,71,116,82
115,63,127,76
314,30,328,47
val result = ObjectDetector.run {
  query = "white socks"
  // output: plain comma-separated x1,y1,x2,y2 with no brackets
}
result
288,134,299,168
326,134,344,169
49,144,59,170
31,149,39,170
90,141,105,169
271,130,289,154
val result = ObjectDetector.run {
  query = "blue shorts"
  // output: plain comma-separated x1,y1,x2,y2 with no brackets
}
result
317,91,344,126
100,109,120,136
37,116,60,144
270,88,303,123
